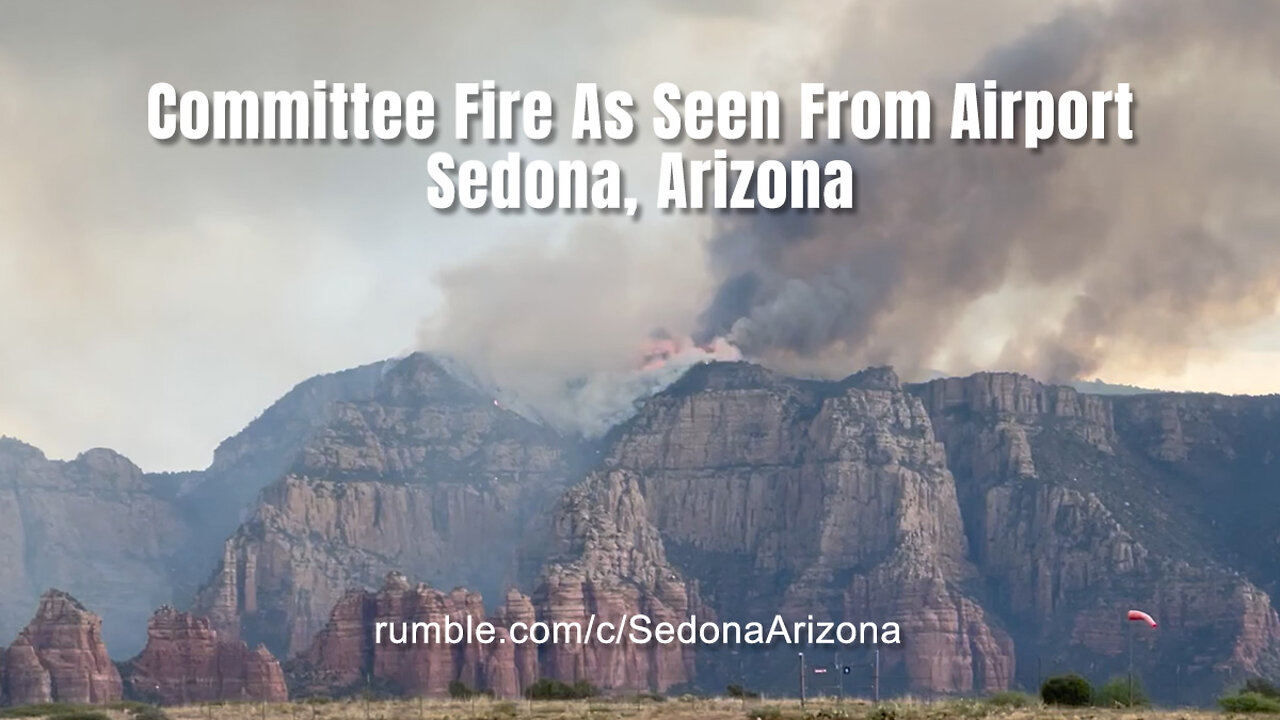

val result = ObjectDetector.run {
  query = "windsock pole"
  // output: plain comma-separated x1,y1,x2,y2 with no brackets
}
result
798,652,806,709
1128,620,1134,704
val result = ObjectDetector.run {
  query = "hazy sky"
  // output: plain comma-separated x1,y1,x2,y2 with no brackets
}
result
2,1,1278,471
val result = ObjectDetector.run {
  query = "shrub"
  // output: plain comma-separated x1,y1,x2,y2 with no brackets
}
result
985,690,1037,708
728,683,761,700
1219,692,1280,714
448,680,476,700
1244,678,1280,700
1040,673,1092,706
524,677,599,700
48,713,110,720
527,682,551,700
1093,676,1150,708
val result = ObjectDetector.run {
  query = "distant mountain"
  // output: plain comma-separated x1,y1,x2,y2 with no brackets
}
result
0,361,390,655
914,372,1280,701
534,362,1012,694
920,368,1162,397
164,360,391,601
0,440,187,655
191,353,590,657
3,356,1279,705
1068,378,1162,395
188,358,1280,702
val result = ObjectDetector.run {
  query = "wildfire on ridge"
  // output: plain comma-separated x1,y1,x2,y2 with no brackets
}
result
639,333,742,371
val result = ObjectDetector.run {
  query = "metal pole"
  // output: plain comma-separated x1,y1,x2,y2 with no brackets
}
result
836,652,843,704
799,653,806,710
873,649,880,704
1128,621,1134,706
736,650,743,695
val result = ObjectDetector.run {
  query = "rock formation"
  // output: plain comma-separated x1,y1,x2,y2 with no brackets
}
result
537,363,1014,694
498,589,538,694
0,441,188,656
165,361,391,604
535,469,699,692
194,353,585,658
911,372,1280,698
123,606,288,705
0,363,386,657
1,590,122,705
10,355,1280,703
289,572,532,698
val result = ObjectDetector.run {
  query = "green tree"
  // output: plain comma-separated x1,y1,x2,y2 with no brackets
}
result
447,680,476,700
1039,673,1092,706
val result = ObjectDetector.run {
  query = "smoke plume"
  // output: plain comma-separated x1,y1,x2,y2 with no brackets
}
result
424,0,1280,435
699,0,1280,382
420,220,743,435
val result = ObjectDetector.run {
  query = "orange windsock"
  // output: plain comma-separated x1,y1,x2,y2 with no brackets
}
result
1127,609,1157,627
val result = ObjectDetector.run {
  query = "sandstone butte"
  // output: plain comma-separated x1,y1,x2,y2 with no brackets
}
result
0,591,288,707
0,589,122,705
124,606,288,705
290,572,539,700
289,569,692,699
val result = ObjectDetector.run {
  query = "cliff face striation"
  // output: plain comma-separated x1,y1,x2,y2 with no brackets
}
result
539,363,1015,694
123,606,288,705
164,361,391,606
911,373,1280,699
193,353,586,658
534,469,700,693
7,357,1280,703
0,363,389,657
0,590,122,705
0,443,187,657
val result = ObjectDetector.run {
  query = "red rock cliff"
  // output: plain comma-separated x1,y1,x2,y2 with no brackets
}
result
192,354,581,658
913,372,1280,696
1,590,122,705
123,606,288,705
546,363,1014,694
289,572,535,699
534,470,699,693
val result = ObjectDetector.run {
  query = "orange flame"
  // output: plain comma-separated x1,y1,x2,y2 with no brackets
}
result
639,335,742,371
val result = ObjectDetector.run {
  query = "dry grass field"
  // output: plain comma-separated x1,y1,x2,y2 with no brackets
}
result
32,696,1230,720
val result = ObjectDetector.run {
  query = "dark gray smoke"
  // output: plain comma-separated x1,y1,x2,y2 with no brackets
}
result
697,0,1280,382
